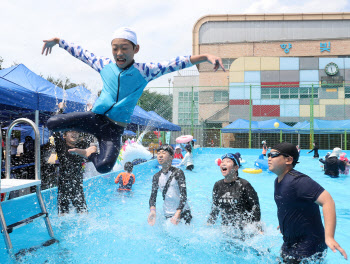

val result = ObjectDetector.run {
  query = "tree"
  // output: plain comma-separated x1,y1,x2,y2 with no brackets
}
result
0,56,3,70
138,90,173,122
44,75,87,90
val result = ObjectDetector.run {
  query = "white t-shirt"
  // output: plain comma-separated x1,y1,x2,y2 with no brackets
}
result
158,170,190,217
180,152,193,167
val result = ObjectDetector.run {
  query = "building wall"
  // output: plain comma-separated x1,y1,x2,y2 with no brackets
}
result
192,13,350,127
228,56,350,122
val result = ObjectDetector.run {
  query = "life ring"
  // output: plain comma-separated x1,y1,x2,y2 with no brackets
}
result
176,135,193,144
243,168,262,174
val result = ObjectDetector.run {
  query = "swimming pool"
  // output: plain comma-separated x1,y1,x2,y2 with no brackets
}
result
0,148,349,263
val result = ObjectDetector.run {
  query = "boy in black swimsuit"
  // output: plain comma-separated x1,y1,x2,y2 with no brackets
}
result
207,153,261,230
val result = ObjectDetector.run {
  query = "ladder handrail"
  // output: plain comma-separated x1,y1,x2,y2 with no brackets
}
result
5,118,41,180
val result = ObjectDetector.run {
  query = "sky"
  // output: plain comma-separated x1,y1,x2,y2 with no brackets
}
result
1,0,350,96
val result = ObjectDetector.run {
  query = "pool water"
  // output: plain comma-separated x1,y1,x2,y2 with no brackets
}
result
0,148,349,263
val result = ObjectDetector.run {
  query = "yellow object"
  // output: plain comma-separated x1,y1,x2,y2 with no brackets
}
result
274,122,279,128
243,168,262,174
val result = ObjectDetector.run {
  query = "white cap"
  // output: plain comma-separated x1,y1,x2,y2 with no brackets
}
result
329,147,342,157
112,27,137,45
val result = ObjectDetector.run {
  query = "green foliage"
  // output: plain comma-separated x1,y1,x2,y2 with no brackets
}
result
44,75,87,90
138,90,173,121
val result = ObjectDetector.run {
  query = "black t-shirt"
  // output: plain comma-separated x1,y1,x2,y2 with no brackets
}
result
324,156,345,177
274,169,325,244
207,178,261,227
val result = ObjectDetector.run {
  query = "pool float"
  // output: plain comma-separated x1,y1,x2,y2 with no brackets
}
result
254,154,269,171
243,168,262,174
176,135,193,144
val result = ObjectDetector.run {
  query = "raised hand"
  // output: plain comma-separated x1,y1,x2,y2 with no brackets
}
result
42,38,60,56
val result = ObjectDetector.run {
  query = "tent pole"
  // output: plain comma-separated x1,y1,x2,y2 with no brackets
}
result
249,85,252,149
280,130,282,143
309,84,314,149
35,110,39,127
345,131,347,151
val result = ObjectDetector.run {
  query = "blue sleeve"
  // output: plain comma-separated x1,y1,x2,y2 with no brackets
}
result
134,56,193,82
59,39,112,73
295,176,325,202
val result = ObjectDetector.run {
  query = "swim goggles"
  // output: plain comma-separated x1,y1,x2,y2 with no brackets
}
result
267,151,290,158
157,145,174,155
221,153,239,166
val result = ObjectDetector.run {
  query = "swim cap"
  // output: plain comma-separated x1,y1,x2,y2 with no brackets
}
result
271,142,299,166
112,27,137,45
157,144,174,156
221,153,240,167
329,147,342,158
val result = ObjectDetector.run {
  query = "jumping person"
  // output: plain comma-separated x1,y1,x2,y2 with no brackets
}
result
268,142,347,263
148,145,192,226
207,153,261,231
42,27,225,174
114,162,135,191
53,103,97,215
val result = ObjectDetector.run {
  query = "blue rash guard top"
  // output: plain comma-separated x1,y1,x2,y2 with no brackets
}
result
59,39,193,123
274,169,326,258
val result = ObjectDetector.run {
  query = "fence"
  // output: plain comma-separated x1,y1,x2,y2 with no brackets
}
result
136,82,350,150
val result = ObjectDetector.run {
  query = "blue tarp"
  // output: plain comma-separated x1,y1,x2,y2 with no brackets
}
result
19,125,50,144
221,118,295,133
65,86,97,105
148,111,181,131
293,119,350,134
0,64,85,114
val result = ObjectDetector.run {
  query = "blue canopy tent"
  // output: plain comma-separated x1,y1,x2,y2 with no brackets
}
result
123,130,136,136
294,119,350,134
128,106,163,130
65,86,97,105
0,64,85,114
19,125,50,144
221,118,294,133
147,111,181,131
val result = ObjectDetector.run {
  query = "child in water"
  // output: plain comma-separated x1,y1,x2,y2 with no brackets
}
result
42,27,225,174
207,153,261,230
174,146,183,159
262,141,268,156
307,141,319,158
180,144,194,171
115,162,135,191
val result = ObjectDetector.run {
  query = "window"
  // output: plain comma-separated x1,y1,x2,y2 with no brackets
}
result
178,90,199,125
214,91,229,102
222,58,236,70
261,86,318,99
345,86,350,98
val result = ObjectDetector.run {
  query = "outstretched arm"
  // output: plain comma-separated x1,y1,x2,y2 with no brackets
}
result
316,190,347,260
42,37,111,72
190,54,225,72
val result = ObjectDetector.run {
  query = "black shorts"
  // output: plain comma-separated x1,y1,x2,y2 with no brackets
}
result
281,239,327,263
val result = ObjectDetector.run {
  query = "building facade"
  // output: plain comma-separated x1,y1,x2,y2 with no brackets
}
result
190,13,350,147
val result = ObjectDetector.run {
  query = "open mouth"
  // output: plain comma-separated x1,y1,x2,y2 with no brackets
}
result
116,58,126,63
221,167,228,172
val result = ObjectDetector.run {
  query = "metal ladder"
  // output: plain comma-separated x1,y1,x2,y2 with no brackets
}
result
0,118,54,253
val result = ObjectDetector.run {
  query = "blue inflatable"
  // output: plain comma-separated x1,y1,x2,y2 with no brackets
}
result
254,154,269,170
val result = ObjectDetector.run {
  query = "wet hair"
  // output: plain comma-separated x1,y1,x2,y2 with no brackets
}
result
185,144,192,153
156,144,174,156
124,162,133,172
25,136,33,141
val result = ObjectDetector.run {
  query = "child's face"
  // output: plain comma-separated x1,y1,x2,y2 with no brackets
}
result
157,150,173,166
111,39,139,69
63,131,79,146
220,158,238,177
